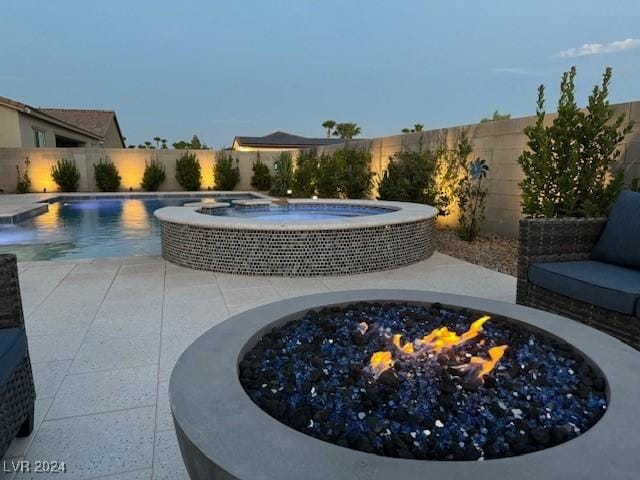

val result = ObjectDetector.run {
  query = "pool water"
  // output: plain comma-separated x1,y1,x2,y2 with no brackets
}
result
0,197,252,261
210,205,389,221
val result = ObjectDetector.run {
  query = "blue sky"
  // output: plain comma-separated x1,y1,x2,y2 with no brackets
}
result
1,1,638,147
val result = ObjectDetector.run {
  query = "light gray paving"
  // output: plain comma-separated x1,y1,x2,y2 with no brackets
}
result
17,407,155,479
46,366,157,420
3,253,515,478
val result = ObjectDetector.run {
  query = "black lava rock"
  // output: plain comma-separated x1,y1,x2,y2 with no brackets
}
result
378,370,399,389
239,302,607,462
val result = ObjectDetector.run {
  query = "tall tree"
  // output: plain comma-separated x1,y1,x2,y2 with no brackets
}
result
322,120,336,138
153,136,161,148
480,110,511,123
190,135,202,149
401,124,424,133
161,138,168,149
332,122,361,140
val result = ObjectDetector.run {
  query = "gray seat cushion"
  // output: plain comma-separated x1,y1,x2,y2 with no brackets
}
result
0,327,28,386
591,190,640,269
528,260,640,316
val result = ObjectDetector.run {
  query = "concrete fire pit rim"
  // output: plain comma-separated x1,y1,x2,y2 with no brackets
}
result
169,289,640,480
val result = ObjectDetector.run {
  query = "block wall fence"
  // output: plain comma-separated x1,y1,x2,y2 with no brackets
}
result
0,101,638,237
317,101,640,237
0,148,282,194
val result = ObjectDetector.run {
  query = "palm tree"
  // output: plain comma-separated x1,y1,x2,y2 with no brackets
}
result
161,138,168,149
153,137,161,148
332,122,361,140
321,120,336,138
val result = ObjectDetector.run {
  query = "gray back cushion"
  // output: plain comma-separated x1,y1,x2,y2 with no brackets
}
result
591,190,640,269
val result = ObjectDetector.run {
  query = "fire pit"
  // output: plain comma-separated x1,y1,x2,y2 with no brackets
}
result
170,290,640,479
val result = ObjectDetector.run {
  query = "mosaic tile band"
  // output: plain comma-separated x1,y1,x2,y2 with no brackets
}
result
159,216,435,276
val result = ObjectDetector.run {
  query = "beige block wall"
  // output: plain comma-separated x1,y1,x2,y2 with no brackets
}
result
1,100,639,237
0,105,21,147
317,100,640,237
0,148,281,194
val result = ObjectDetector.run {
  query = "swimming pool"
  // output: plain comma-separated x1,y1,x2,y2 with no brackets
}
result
0,195,257,261
209,204,391,221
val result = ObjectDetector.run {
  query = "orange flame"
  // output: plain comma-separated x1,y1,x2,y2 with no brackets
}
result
368,315,506,382
392,334,415,354
462,345,508,379
369,351,394,376
417,316,490,352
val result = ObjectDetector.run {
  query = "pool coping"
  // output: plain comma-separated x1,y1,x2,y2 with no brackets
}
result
0,191,271,224
154,199,438,231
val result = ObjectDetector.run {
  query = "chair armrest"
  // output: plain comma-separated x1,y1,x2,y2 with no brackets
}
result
517,217,607,284
0,254,25,329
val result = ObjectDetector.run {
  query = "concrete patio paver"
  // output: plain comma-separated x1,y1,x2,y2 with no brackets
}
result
17,407,155,480
46,365,157,420
2,252,516,479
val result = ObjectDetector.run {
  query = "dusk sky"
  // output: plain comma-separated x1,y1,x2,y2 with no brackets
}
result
1,1,638,148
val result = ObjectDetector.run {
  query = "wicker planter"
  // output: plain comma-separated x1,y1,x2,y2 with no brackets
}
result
516,217,640,350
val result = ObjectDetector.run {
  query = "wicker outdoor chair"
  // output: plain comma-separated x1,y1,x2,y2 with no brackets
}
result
517,191,640,350
0,254,36,459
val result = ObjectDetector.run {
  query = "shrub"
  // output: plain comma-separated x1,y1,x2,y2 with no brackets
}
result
51,158,80,192
250,153,272,191
457,157,489,241
175,151,202,191
214,150,240,190
141,159,166,191
93,158,121,192
15,157,31,193
270,151,294,196
378,145,440,204
518,66,633,218
315,152,344,198
335,147,374,199
436,139,467,216
292,149,318,197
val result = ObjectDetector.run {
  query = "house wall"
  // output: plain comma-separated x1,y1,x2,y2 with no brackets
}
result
0,148,280,193
17,113,101,148
315,101,640,237
0,104,22,147
102,121,125,148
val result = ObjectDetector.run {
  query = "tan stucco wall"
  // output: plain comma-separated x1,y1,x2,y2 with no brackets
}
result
0,148,281,194
17,113,101,148
102,121,125,148
0,104,21,147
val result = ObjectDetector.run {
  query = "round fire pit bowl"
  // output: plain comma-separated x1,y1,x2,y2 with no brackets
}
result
169,290,640,480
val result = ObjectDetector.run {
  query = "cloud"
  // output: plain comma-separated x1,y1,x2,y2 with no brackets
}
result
491,67,540,76
557,38,640,58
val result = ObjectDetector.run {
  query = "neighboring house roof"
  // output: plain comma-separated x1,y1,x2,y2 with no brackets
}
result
40,109,121,141
0,95,125,146
233,131,345,148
